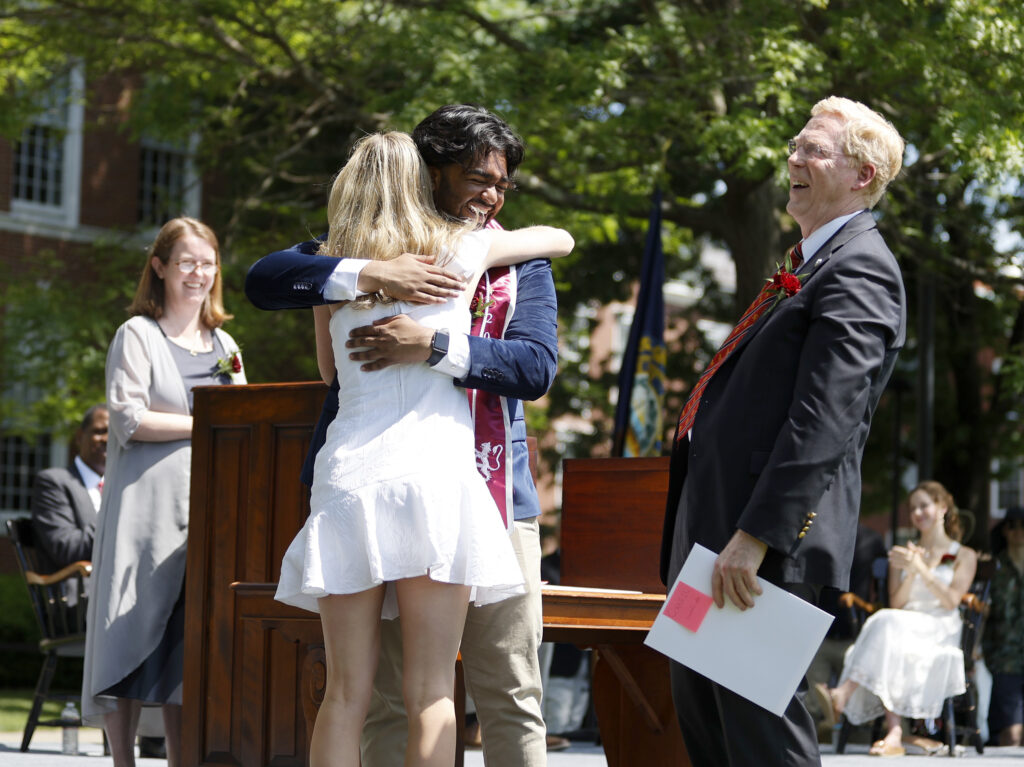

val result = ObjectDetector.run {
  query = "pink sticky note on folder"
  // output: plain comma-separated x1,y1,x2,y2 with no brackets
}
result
664,581,714,632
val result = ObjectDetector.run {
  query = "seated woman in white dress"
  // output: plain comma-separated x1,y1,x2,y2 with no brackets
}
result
275,132,573,767
814,480,978,757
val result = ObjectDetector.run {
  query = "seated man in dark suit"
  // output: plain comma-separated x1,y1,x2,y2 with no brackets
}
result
31,404,107,573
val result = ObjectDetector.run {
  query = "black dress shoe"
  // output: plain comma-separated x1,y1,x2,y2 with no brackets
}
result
138,736,167,759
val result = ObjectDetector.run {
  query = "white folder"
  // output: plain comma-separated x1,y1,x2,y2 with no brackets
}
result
644,543,833,716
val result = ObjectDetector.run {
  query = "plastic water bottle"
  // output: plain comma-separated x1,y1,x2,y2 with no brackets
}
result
61,700,79,755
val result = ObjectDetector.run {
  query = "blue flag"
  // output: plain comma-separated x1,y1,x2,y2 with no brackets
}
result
613,190,667,457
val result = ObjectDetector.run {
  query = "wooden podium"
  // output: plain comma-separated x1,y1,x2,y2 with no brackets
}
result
184,383,689,766
184,382,325,767
556,458,689,767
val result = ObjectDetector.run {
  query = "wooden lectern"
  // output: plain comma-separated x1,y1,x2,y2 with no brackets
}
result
555,458,690,767
184,383,325,767
184,384,689,766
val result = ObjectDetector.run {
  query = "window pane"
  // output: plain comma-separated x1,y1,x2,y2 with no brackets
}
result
138,145,187,226
12,125,63,206
0,433,53,513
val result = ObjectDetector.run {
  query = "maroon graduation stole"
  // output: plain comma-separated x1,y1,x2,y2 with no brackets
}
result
468,263,517,531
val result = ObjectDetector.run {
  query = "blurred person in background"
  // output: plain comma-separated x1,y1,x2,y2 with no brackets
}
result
31,404,107,576
984,506,1024,746
815,481,977,757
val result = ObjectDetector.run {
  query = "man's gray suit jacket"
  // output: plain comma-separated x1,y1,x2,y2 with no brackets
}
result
31,465,97,573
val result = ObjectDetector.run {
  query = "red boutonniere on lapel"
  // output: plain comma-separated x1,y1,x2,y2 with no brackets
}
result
215,349,243,377
764,250,808,313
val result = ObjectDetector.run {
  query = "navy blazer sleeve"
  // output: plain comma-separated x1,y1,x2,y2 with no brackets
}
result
457,258,558,402
31,468,95,569
245,235,335,310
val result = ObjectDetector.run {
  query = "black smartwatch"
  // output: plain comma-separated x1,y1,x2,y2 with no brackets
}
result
427,329,450,367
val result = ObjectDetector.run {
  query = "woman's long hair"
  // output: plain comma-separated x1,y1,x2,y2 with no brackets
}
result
320,132,470,305
128,217,231,328
912,480,962,541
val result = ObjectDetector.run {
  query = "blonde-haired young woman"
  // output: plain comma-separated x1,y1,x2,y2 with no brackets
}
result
814,480,978,757
275,132,573,767
82,217,245,767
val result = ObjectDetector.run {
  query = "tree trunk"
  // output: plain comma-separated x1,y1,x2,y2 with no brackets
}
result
719,176,789,314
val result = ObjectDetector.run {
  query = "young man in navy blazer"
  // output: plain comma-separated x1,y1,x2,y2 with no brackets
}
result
660,97,907,766
246,104,556,767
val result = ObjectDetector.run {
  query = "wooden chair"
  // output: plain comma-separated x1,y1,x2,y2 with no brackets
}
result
5,517,90,752
836,556,890,635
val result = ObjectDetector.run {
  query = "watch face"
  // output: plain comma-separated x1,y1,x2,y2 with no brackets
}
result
429,330,449,365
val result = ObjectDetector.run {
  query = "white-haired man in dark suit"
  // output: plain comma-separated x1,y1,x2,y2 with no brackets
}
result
661,96,907,767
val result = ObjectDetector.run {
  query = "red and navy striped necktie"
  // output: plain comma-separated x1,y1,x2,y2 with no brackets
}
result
675,243,804,442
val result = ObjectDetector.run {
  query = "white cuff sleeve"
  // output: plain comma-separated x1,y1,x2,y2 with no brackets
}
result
324,259,370,301
432,332,471,379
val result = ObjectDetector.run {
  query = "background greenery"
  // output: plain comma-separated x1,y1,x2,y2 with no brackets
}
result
0,691,67,735
1,0,1023,545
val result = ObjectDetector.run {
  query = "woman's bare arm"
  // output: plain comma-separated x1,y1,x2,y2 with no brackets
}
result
314,305,336,385
132,412,194,442
484,226,574,270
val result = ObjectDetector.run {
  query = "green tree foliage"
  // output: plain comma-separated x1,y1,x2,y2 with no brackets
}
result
1,238,140,437
2,0,1023,534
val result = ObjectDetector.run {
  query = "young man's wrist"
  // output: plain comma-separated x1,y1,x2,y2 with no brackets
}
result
325,259,369,301
431,332,471,378
427,330,450,366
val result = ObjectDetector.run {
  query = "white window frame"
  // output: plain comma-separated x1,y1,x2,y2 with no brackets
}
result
10,65,84,229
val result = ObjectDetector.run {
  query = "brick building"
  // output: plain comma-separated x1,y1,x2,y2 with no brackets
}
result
0,67,200,522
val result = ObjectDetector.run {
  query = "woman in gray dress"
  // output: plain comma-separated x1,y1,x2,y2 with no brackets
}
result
81,217,245,767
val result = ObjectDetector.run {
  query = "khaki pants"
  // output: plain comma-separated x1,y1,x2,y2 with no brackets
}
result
361,517,547,767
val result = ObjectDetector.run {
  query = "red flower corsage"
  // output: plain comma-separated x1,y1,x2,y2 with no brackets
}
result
215,350,243,377
939,553,957,565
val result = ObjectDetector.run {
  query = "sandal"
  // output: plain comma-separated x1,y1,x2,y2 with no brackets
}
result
868,739,906,757
811,683,840,728
902,734,943,756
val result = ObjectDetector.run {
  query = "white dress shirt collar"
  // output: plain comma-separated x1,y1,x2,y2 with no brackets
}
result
75,455,103,491
799,210,865,263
